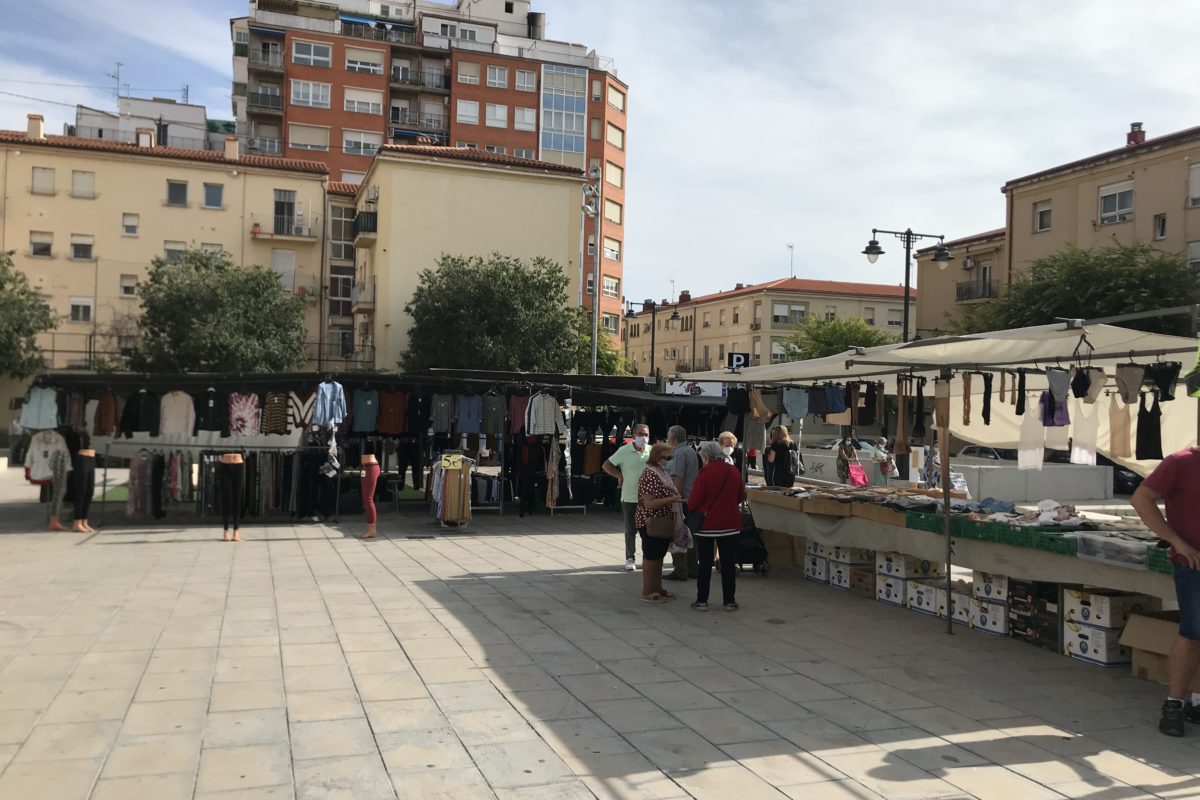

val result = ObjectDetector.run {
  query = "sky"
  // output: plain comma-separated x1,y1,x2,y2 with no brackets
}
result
4,0,1200,306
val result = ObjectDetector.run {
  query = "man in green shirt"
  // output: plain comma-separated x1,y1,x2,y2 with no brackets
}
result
603,423,651,570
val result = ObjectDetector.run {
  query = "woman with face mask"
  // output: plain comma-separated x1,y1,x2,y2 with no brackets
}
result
635,443,681,603
836,434,860,484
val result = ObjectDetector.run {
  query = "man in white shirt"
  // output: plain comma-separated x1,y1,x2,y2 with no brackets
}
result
603,423,650,571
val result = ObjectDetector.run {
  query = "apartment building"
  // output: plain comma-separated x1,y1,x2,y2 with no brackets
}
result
66,97,232,153
914,228,1007,338
622,278,911,377
350,144,583,367
231,0,627,323
917,121,1200,336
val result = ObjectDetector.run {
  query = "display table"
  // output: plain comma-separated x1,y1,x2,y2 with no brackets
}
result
747,489,1175,600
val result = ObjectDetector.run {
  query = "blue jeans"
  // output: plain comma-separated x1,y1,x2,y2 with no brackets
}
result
1175,563,1200,640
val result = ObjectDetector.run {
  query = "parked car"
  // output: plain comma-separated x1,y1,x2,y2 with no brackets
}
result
1044,451,1142,495
956,445,1018,461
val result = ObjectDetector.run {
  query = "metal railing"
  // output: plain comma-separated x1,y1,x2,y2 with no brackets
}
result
956,279,1000,301
342,22,417,45
248,51,284,70
423,33,494,53
245,136,281,154
390,110,446,131
352,280,375,308
390,67,450,90
250,213,320,238
353,211,378,236
247,92,283,111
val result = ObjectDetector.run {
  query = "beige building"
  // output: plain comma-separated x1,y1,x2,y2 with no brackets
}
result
917,121,1200,335
350,144,584,368
915,228,1007,338
622,277,912,377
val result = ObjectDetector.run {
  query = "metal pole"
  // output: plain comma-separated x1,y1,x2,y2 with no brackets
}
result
577,199,585,309
902,229,913,344
650,304,657,380
590,177,603,375
937,369,953,635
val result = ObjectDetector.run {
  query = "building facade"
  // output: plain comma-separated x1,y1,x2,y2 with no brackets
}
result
622,278,912,377
914,229,1007,338
231,0,626,323
68,97,230,153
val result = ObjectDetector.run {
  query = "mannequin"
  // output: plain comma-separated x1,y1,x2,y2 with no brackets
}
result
218,452,245,541
360,445,380,539
48,444,72,531
71,448,96,532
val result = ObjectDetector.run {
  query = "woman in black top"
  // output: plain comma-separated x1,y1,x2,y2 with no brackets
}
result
765,426,798,488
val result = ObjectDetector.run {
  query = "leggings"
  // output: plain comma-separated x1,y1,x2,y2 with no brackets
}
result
73,454,95,520
695,535,738,605
395,440,423,490
361,462,380,524
217,462,245,531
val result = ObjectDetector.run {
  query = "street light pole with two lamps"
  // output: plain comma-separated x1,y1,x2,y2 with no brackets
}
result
581,165,604,374
861,228,952,343
624,299,679,381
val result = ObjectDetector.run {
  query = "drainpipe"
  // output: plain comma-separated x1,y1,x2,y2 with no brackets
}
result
317,181,328,372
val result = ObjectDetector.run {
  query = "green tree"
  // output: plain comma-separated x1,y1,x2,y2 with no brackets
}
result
784,316,896,361
133,248,308,373
403,253,622,373
574,316,627,375
0,251,55,378
954,244,1200,335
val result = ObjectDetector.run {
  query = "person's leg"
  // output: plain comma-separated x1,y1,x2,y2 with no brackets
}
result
1163,565,1200,735
218,463,233,539
229,463,244,541
361,463,379,538
717,537,739,606
645,558,664,598
72,454,95,532
694,536,714,605
623,502,638,563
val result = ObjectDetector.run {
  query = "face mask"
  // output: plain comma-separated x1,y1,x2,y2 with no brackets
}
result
722,446,734,457
845,438,853,445
634,436,648,448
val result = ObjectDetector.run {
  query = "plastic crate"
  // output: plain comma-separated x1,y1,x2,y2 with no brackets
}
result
1031,530,1079,556
905,511,945,534
1147,547,1174,574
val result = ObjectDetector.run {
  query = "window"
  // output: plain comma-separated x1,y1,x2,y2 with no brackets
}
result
440,23,457,37
456,142,477,149
331,206,355,260
586,234,595,255
166,180,188,206
504,1,514,11
458,61,479,85
1190,165,1200,207
70,170,95,199
606,123,624,149
329,264,353,318
484,145,506,154
203,183,224,209
292,41,331,67
514,147,535,159
718,343,726,361
601,313,619,334
345,46,384,74
457,99,479,125
487,65,508,88
602,275,619,298
29,231,53,257
702,312,711,327
604,199,622,224
69,297,93,324
119,274,138,298
514,107,536,132
771,341,788,364
340,171,366,184
825,305,837,321
485,103,507,128
1189,242,1200,273
344,87,383,115
541,65,587,155
863,306,875,326
70,234,94,260
887,308,903,328
1098,180,1134,224
31,167,55,195
290,80,331,108
719,309,726,326
122,213,139,236
164,241,187,263
201,243,223,253
590,118,601,140
1155,213,1167,240
591,79,602,101
732,307,740,324
603,236,621,261
234,30,249,44
1034,200,1051,232
585,273,594,295
343,130,382,156
516,69,536,92
772,302,805,324
288,123,330,151
605,161,623,188
608,85,625,112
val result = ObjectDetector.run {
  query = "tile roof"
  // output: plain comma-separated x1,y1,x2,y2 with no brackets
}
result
1004,123,1200,190
0,131,329,175
649,277,913,312
328,182,360,197
916,227,1006,254
379,144,584,175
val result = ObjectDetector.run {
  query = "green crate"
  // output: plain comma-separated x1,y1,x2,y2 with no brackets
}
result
1031,532,1078,556
1147,547,1174,574
905,511,945,534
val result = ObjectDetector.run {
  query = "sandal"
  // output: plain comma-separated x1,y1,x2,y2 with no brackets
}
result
659,590,675,599
640,594,666,604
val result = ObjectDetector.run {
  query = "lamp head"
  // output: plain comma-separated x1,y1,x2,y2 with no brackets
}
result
862,238,884,264
933,242,954,270
624,305,636,319
669,308,681,322
582,203,597,216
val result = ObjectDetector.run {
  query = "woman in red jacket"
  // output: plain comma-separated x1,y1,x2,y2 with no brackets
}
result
688,440,747,611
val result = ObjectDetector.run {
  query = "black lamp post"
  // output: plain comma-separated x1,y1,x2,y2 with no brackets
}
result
862,228,952,343
625,300,680,379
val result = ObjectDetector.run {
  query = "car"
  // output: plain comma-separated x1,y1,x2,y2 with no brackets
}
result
1045,451,1142,495
956,445,1018,461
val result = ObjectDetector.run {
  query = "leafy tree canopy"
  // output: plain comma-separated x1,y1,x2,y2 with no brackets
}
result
954,244,1200,336
0,251,55,379
784,316,896,361
133,248,308,373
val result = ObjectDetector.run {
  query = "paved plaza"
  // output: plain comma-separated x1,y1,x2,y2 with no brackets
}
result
0,477,1197,799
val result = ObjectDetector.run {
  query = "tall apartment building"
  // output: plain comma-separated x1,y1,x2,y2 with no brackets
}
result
623,278,911,377
230,0,627,324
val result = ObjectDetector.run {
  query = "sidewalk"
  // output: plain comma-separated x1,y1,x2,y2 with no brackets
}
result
0,468,1195,798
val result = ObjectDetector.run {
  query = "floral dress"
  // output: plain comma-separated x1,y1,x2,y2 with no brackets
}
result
635,467,677,530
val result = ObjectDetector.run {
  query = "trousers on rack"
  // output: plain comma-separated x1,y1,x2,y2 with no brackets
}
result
72,454,95,520
395,440,423,490
218,462,245,531
361,462,380,524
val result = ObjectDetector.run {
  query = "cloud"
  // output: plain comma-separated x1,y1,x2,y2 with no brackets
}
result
0,60,114,133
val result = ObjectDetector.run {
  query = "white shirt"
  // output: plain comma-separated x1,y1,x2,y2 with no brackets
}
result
1017,402,1045,471
19,387,59,430
25,430,68,482
159,391,196,437
525,393,567,436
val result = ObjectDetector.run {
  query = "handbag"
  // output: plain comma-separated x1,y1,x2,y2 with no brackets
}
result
646,516,676,539
685,466,736,533
847,462,869,487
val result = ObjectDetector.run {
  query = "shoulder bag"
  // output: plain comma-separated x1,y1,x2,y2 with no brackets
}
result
685,465,736,533
645,468,678,539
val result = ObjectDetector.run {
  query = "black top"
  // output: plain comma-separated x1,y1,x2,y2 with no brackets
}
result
120,392,161,438
193,390,231,437
766,441,794,486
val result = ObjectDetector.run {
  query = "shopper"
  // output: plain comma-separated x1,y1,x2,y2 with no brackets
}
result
688,440,747,611
836,436,859,484
1131,447,1200,737
765,426,799,488
718,431,740,467
747,447,759,470
666,425,699,582
635,443,680,603
603,422,650,570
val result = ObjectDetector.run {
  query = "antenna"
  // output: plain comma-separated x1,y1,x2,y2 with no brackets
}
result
105,61,123,101
181,84,189,104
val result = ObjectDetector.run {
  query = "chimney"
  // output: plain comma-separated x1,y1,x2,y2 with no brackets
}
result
735,282,744,290
678,290,692,303
661,298,669,307
1127,122,1145,146
26,114,44,140
224,135,240,161
135,127,155,148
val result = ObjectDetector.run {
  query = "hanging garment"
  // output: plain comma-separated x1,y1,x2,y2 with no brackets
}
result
1109,395,1132,459
377,391,407,435
19,386,60,429
261,392,290,435
288,390,316,431
1115,365,1145,404
725,388,750,416
1039,391,1069,427
406,394,431,435
526,393,567,436
999,371,1006,403
1144,362,1182,401
158,390,196,437
120,391,161,438
1136,393,1164,460
456,394,484,434
228,393,261,437
1084,368,1107,404
962,373,973,426
482,394,506,435
84,398,98,436
545,441,561,508
825,385,847,414
912,378,927,438
1070,367,1090,399
1070,400,1098,466
313,381,347,428
508,395,530,434
807,386,828,417
24,430,68,483
782,388,809,418
981,374,993,426
194,390,231,437
1018,401,1045,471
352,389,380,433
861,383,877,427
93,391,118,436
1046,368,1071,404
1015,371,1027,416
430,394,455,433
894,377,910,456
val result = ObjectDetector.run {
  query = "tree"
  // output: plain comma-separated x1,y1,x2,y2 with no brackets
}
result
0,251,55,378
954,244,1200,335
403,253,623,374
574,317,627,376
784,316,896,361
133,248,309,373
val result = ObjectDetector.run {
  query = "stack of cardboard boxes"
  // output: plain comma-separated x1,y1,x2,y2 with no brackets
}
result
876,552,943,606
804,542,830,583
830,546,874,597
969,571,1010,635
1063,589,1152,666
1008,577,1066,653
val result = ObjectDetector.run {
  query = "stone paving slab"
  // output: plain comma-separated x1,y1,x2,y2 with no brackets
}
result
0,479,1198,798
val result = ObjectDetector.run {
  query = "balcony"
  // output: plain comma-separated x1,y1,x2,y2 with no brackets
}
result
390,67,450,92
771,315,806,327
305,339,376,369
248,51,284,72
250,213,321,241
246,92,283,113
390,109,446,133
245,136,281,154
342,21,417,46
353,211,377,240
352,279,375,311
956,279,1000,302
233,42,248,58
422,33,494,53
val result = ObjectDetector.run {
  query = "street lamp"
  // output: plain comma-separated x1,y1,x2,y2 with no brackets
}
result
861,227,952,342
626,299,666,379
582,165,604,375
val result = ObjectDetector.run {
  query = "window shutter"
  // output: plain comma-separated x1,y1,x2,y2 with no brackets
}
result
289,124,329,148
344,87,383,104
344,46,384,65
71,171,95,196
1190,165,1200,203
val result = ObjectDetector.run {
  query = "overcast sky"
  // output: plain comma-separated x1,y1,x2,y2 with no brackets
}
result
4,0,1200,305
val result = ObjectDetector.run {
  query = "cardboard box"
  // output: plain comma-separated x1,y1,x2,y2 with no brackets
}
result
1008,578,1071,608
877,575,908,606
804,555,829,583
969,598,1009,635
1064,590,1153,630
830,546,874,565
1119,611,1195,686
830,562,851,589
1009,604,1062,653
1064,620,1130,665
876,551,944,580
848,568,875,599
939,587,972,626
972,571,1009,602
906,578,941,615
806,541,832,559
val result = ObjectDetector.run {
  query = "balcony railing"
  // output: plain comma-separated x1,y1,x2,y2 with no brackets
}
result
306,340,375,368
390,110,446,132
390,67,450,90
352,280,375,310
247,92,283,111
422,33,494,53
354,211,378,237
245,136,281,154
250,213,320,239
342,22,417,45
233,42,248,57
956,279,1000,301
248,51,284,70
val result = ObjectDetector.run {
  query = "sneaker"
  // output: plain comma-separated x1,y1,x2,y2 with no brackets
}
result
724,602,739,612
1161,700,1186,737
624,559,636,571
690,601,709,611
1186,702,1200,724
664,572,687,582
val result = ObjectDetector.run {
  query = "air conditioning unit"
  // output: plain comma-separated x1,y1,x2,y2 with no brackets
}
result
702,321,711,328
292,224,311,236
367,185,380,201
749,322,760,331
962,257,975,270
